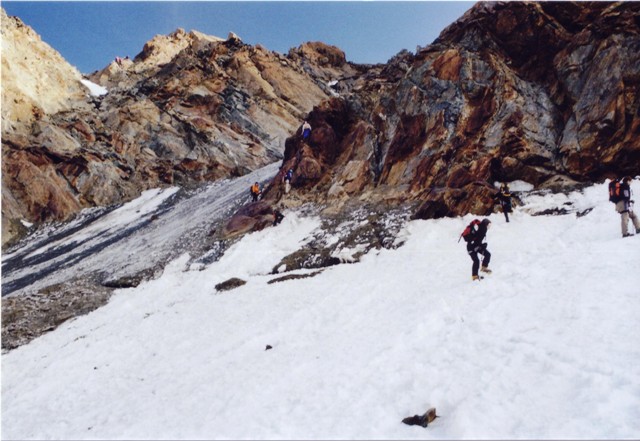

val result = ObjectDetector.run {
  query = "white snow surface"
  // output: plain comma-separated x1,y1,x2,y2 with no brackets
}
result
2,181,640,439
80,78,108,96
493,180,535,192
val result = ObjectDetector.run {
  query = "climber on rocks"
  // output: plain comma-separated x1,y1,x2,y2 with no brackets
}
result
494,183,513,223
283,168,293,194
273,210,284,226
250,182,262,202
301,120,312,141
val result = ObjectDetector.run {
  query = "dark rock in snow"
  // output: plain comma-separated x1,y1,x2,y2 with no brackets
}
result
267,270,323,284
402,407,439,428
215,277,247,292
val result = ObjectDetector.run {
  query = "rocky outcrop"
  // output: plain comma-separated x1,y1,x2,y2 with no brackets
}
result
221,201,280,238
89,28,224,91
263,2,640,219
1,9,96,244
1,12,356,248
0,9,90,134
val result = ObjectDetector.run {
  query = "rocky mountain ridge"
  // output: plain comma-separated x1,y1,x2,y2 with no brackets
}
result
255,2,639,222
3,2,639,246
1,11,359,248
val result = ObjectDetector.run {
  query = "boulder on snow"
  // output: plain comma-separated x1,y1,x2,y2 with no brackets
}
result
214,277,246,292
402,407,438,428
221,201,279,238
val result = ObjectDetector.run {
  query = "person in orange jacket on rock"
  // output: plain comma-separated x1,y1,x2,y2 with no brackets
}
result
250,182,261,202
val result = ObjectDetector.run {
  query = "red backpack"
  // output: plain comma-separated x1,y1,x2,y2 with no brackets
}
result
459,219,481,243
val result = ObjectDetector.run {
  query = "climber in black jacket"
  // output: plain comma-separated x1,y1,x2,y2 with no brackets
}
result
494,183,512,222
467,218,492,281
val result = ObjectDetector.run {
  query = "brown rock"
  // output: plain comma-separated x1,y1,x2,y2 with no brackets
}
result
267,2,640,219
222,201,279,238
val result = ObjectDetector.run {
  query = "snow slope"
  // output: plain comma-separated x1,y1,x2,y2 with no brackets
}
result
2,181,640,439
2,162,280,297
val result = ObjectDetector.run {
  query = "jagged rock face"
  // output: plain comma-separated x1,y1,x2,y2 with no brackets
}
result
0,9,90,135
1,9,95,243
1,14,355,248
265,2,640,219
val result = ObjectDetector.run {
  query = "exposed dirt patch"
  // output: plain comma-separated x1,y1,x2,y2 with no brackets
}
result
271,202,411,273
2,280,113,352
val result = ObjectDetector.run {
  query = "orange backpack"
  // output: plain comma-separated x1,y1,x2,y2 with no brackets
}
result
609,180,622,203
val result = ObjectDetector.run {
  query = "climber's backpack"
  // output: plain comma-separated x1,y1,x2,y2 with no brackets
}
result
460,219,481,243
609,180,622,203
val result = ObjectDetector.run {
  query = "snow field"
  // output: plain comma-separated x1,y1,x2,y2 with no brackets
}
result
2,181,639,439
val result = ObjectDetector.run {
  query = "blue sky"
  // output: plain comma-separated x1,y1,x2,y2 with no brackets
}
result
3,1,475,74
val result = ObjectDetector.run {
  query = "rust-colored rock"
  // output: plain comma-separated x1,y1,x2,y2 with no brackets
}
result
266,2,640,220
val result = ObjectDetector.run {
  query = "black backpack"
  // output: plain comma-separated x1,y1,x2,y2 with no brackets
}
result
609,180,622,203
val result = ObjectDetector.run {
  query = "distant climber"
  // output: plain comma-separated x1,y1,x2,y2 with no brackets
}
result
460,218,492,281
283,168,293,194
250,182,261,202
301,120,312,141
612,176,640,238
273,210,284,226
494,183,513,222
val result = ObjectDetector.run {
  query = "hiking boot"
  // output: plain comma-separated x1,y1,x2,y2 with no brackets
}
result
636,228,640,234
623,233,633,238
480,266,492,274
472,275,482,281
